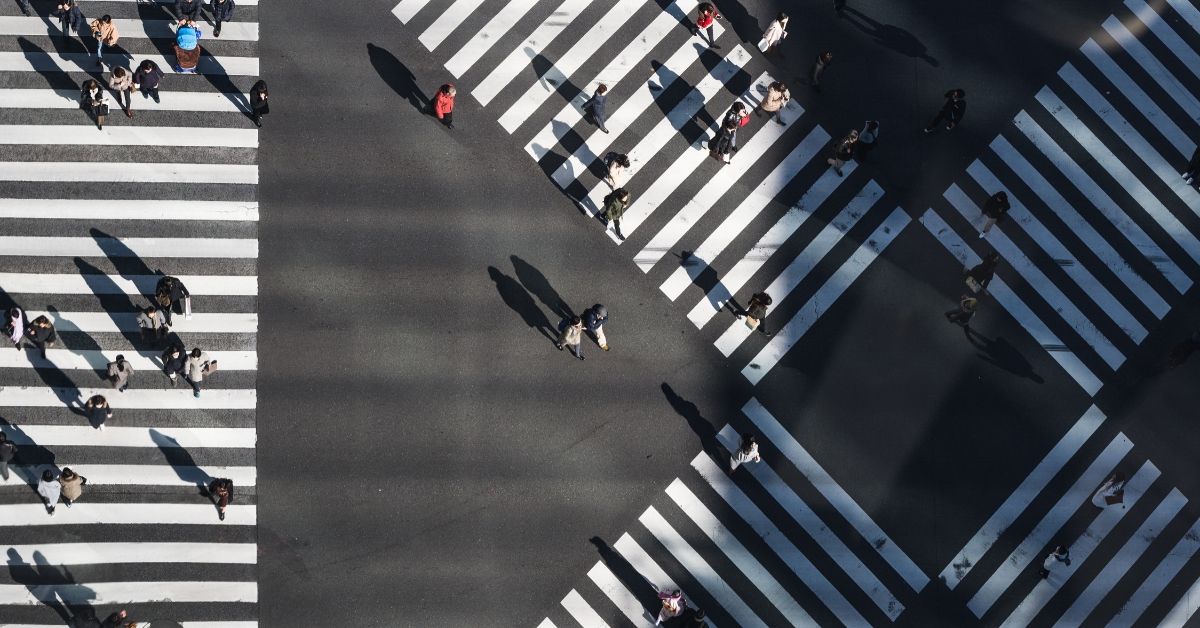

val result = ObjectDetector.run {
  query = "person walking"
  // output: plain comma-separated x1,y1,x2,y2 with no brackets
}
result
0,434,17,482
4,307,26,349
137,305,169,345
162,344,187,386
25,315,56,359
86,394,113,430
250,79,269,128
107,354,134,392
978,191,1009,238
1182,147,1200,182
54,0,85,36
924,88,966,133
208,477,233,521
603,152,630,189
964,251,1000,294
108,66,134,119
88,15,119,68
737,292,773,336
211,0,236,37
757,81,789,125
175,0,203,22
856,120,879,161
37,469,61,516
657,590,685,625
826,129,858,176
185,347,214,398
134,59,164,104
944,293,979,327
757,12,788,54
723,100,749,129
434,83,456,129
1038,544,1071,579
810,51,834,92
1091,472,1126,508
583,84,610,134
708,118,738,164
100,609,131,628
174,18,202,73
601,188,631,241
155,275,191,325
694,3,721,48
583,304,610,351
555,315,585,360
58,468,87,508
80,79,109,130
729,433,762,472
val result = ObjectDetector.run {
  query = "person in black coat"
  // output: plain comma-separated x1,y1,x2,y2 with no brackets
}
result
924,88,966,133
965,252,1000,293
155,275,191,325
582,83,609,133
54,1,85,35
25,315,56,359
978,191,1009,238
250,80,269,127
175,0,202,22
208,477,234,520
211,0,235,37
737,292,773,336
708,119,738,164
162,344,187,385
134,59,164,103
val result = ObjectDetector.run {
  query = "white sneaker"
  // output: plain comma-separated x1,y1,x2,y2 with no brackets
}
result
98,423,105,431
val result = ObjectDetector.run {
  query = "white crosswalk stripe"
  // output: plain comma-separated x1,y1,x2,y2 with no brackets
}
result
0,17,259,41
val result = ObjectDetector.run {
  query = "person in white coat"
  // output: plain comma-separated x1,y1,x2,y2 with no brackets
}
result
758,12,788,54
729,433,762,472
37,469,61,516
1091,472,1126,508
4,307,25,349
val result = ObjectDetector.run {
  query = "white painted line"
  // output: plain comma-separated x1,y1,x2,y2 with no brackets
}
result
998,459,1159,626
588,562,655,628
634,86,794,265
8,464,256,486
989,134,1174,315
0,236,257,258
524,0,698,161
687,163,854,328
0,199,258,221
27,311,257,333
1127,0,1200,83
1159,577,1200,628
0,162,257,184
444,0,540,78
0,424,255,448
940,406,1106,589
944,183,1127,369
0,388,257,411
1109,515,1200,627
1054,488,1187,627
537,619,557,628
67,0,258,4
0,17,259,41
392,0,434,23
0,272,258,295
0,503,255,527
639,506,767,628
741,397,929,592
0,349,256,371
613,532,708,621
709,426,901,619
920,208,1104,395
0,125,257,148
498,0,646,133
471,0,591,106
0,581,256,604
0,52,259,76
561,589,610,628
0,89,252,113
7,624,257,628
714,182,881,357
966,433,1133,617
967,160,1150,339
661,127,826,301
419,0,490,51
1165,0,1200,35
1102,17,1200,128
743,207,909,384
0,542,257,565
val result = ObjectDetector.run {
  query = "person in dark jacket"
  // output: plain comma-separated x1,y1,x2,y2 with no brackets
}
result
175,0,202,22
211,0,235,37
708,118,738,164
250,79,269,127
208,477,233,520
965,252,1000,293
133,59,164,103
155,275,191,325
80,78,109,130
54,1,85,35
0,433,17,482
434,83,455,129
162,344,187,386
737,292,773,336
810,51,834,92
583,304,610,351
583,83,609,134
826,130,858,176
924,88,966,133
978,191,1009,238
600,188,631,240
85,394,112,430
25,315,56,359
100,609,130,628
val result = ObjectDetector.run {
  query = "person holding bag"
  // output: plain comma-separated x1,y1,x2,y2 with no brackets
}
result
81,78,109,130
758,12,788,54
738,292,773,336
88,15,119,68
208,477,234,521
757,81,789,125
964,252,1000,294
108,66,134,118
826,129,858,176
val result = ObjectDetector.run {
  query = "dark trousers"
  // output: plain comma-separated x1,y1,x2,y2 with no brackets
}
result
0,459,9,480
140,85,160,102
1185,149,1200,177
15,0,31,14
185,375,201,394
441,111,453,127
927,109,957,131
29,338,48,359
945,307,974,326
115,88,131,111
141,327,166,345
215,18,224,34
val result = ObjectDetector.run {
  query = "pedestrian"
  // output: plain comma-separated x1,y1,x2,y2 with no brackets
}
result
657,590,685,625
175,0,202,22
107,354,134,392
964,251,1000,293
88,15,119,68
693,3,721,48
186,347,215,398
0,433,17,482
600,187,631,240
101,609,130,628
1038,544,1071,578
54,0,85,36
25,315,56,359
729,433,762,472
723,100,749,129
162,344,187,386
708,118,738,164
434,83,456,129
757,81,789,125
208,477,233,521
583,84,610,134
85,394,112,430
133,59,164,104
1091,472,1126,508
108,66,134,119
978,191,1009,238
826,130,858,176
58,467,87,508
37,469,61,516
80,79,109,131
944,293,979,327
583,304,610,351
250,79,269,128
856,120,879,161
4,307,26,349
137,305,169,345
602,152,630,189
174,18,202,73
810,52,834,92
923,88,966,133
555,315,585,360
211,0,236,37
155,275,191,325
757,12,788,54
737,292,773,336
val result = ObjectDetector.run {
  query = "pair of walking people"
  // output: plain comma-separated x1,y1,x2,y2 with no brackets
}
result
556,304,610,360
3,310,56,357
162,344,217,397
36,467,89,516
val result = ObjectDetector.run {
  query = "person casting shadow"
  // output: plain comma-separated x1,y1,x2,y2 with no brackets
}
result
839,6,938,66
366,43,428,112
511,255,573,320
661,383,723,464
965,327,1045,384
488,267,555,342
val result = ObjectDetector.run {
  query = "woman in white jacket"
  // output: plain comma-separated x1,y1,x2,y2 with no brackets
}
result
37,469,61,516
758,12,788,54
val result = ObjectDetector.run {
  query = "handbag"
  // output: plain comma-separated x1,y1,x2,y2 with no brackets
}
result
1104,490,1124,505
965,276,982,293
744,315,760,330
202,360,219,375
98,103,110,116
757,37,769,52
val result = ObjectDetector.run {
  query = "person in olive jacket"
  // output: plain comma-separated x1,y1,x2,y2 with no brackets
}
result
600,188,631,240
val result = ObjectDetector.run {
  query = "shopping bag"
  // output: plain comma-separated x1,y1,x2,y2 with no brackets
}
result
757,37,769,52
745,315,760,330
184,295,192,320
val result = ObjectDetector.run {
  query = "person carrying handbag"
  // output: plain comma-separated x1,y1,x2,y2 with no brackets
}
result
757,12,788,54
757,81,789,125
964,252,1000,294
208,477,234,521
80,79,109,130
58,468,88,507
826,130,858,176
737,292,773,336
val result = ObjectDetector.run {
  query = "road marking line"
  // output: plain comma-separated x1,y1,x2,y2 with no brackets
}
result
6,464,257,486
471,0,592,106
0,388,257,410
0,503,255,527
1102,17,1200,125
0,125,257,148
1126,0,1200,83
26,311,257,333
0,272,258,295
0,581,256,604
0,349,256,371
418,0,490,51
561,589,611,627
392,0,435,23
0,542,258,565
1108,515,1200,627
444,0,540,77
0,199,258,221
0,51,259,76
587,561,656,628
0,89,252,113
1165,0,1200,35
613,532,708,623
0,17,258,40
0,162,257,184
0,236,257,258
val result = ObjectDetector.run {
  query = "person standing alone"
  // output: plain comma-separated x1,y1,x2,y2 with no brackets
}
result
924,88,966,133
810,52,834,92
757,12,788,54
208,477,233,520
601,188,631,240
583,84,610,134
434,84,456,129
250,80,269,127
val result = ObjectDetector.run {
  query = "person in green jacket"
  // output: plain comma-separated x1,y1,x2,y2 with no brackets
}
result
601,188,631,240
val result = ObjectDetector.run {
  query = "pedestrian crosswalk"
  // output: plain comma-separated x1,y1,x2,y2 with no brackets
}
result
921,0,1200,397
0,0,260,623
394,0,906,386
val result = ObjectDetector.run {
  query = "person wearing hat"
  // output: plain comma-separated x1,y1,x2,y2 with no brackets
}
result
58,468,88,508
583,304,610,351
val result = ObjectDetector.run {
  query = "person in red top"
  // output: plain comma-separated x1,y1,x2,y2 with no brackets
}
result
434,84,456,129
694,3,721,48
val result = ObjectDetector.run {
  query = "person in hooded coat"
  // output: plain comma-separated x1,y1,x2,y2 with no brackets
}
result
583,304,610,351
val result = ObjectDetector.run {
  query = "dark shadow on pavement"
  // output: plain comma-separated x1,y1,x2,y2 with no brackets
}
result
839,6,939,66
488,266,555,343
149,428,211,494
590,536,658,619
662,382,724,464
7,548,97,626
367,43,429,113
511,255,573,320
966,326,1045,384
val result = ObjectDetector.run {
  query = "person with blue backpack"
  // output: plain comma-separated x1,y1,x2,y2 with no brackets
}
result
174,18,202,73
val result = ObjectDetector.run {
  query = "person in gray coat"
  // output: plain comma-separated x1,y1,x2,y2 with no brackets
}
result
185,347,216,398
106,354,134,392
583,84,610,134
555,316,585,360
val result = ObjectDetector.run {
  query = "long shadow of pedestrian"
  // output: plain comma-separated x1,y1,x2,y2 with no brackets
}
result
839,6,939,66
7,549,97,625
965,327,1045,384
511,255,573,320
149,428,211,494
661,383,723,464
73,257,144,351
674,250,723,300
0,416,59,487
195,52,252,112
366,43,429,113
488,267,555,343
17,36,85,91
590,536,659,620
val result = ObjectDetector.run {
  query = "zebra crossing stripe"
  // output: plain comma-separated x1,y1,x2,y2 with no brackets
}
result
0,125,257,148
966,161,1149,342
26,311,257,333
444,0,540,78
966,433,1133,617
1109,515,1200,626
0,503,255,526
0,89,252,113
660,124,823,301
1053,488,1187,627
419,0,490,51
11,623,258,628
0,349,256,370
996,459,1159,625
0,388,257,410
499,0,646,133
1165,0,1200,34
586,561,656,627
0,236,258,258
940,406,1106,590
1010,111,1189,293
561,589,610,628
714,182,880,358
471,0,592,106
0,272,258,295
639,506,768,628
93,0,259,4
7,464,257,486
392,0,435,23
919,208,1104,395
1102,17,1200,123
0,542,257,565
0,161,258,184
0,199,259,221
1159,581,1200,628
687,164,858,328
1126,0,1200,82
537,619,557,628
743,207,909,384
0,580,257,604
0,17,259,41
0,425,255,447
0,51,259,76
988,134,1176,314
741,398,929,592
612,532,708,623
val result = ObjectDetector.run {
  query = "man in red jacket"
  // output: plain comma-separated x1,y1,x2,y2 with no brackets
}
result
434,84,456,129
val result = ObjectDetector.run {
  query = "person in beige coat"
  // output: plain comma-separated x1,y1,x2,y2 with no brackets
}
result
58,467,87,507
185,347,215,398
108,66,133,118
555,316,585,360
89,15,119,68
757,81,789,125
107,354,134,392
